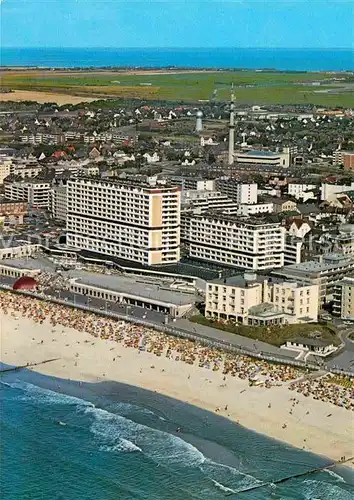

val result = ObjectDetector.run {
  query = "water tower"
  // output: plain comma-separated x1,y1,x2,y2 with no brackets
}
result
195,110,203,132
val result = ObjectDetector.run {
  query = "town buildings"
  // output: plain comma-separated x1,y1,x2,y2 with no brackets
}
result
205,272,318,325
66,178,181,265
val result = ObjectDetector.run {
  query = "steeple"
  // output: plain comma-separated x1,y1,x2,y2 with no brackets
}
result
228,86,235,165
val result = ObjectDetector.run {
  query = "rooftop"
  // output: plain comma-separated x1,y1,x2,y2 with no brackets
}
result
278,253,353,274
68,177,180,192
184,213,281,227
210,274,312,288
239,150,279,158
70,271,198,306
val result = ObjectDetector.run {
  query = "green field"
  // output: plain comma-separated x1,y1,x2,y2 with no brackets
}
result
1,69,353,106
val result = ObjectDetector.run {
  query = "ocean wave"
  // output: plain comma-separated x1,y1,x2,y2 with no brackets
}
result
202,459,264,492
323,469,346,482
3,380,95,408
84,405,263,492
85,405,206,467
99,439,142,454
108,401,165,421
211,479,236,494
302,478,353,500
4,379,263,492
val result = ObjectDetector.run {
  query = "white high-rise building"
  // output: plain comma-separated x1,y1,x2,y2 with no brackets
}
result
181,214,285,270
66,178,181,265
215,179,257,204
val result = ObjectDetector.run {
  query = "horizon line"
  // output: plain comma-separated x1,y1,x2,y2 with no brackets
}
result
2,46,354,50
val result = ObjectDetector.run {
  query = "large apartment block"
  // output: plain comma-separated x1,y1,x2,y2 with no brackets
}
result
205,273,318,325
66,178,181,265
4,179,51,209
215,179,258,204
181,214,285,270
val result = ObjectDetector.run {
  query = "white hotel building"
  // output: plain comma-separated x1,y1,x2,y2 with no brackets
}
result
66,178,181,266
181,214,285,270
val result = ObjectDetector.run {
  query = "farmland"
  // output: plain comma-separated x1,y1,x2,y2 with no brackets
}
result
1,69,353,106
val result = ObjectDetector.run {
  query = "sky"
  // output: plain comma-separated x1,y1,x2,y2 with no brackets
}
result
1,0,353,49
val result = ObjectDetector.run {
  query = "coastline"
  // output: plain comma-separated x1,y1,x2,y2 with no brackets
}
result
1,308,353,468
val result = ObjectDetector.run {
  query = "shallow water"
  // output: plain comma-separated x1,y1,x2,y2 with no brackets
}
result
1,367,353,500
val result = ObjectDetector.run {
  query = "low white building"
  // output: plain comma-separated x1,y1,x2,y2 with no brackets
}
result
281,338,337,357
288,182,317,201
237,203,273,216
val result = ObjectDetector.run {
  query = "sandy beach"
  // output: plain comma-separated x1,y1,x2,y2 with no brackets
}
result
1,294,353,467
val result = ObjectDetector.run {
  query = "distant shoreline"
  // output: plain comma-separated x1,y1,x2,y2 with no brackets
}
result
1,67,351,74
1,47,353,72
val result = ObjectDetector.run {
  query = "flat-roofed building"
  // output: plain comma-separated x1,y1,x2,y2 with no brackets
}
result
215,179,258,204
0,239,40,260
181,190,239,214
4,179,51,209
237,203,273,216
66,178,181,266
281,338,337,357
333,276,354,319
69,272,197,318
181,214,285,270
272,253,354,305
235,149,290,168
205,273,318,325
288,182,317,200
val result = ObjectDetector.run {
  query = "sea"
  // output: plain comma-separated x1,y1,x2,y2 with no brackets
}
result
1,48,354,71
1,365,354,500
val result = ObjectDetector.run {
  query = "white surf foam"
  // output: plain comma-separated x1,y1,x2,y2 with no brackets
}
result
99,439,142,454
323,468,346,482
85,405,206,467
5,380,95,408
211,479,236,494
84,405,262,492
303,479,353,500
